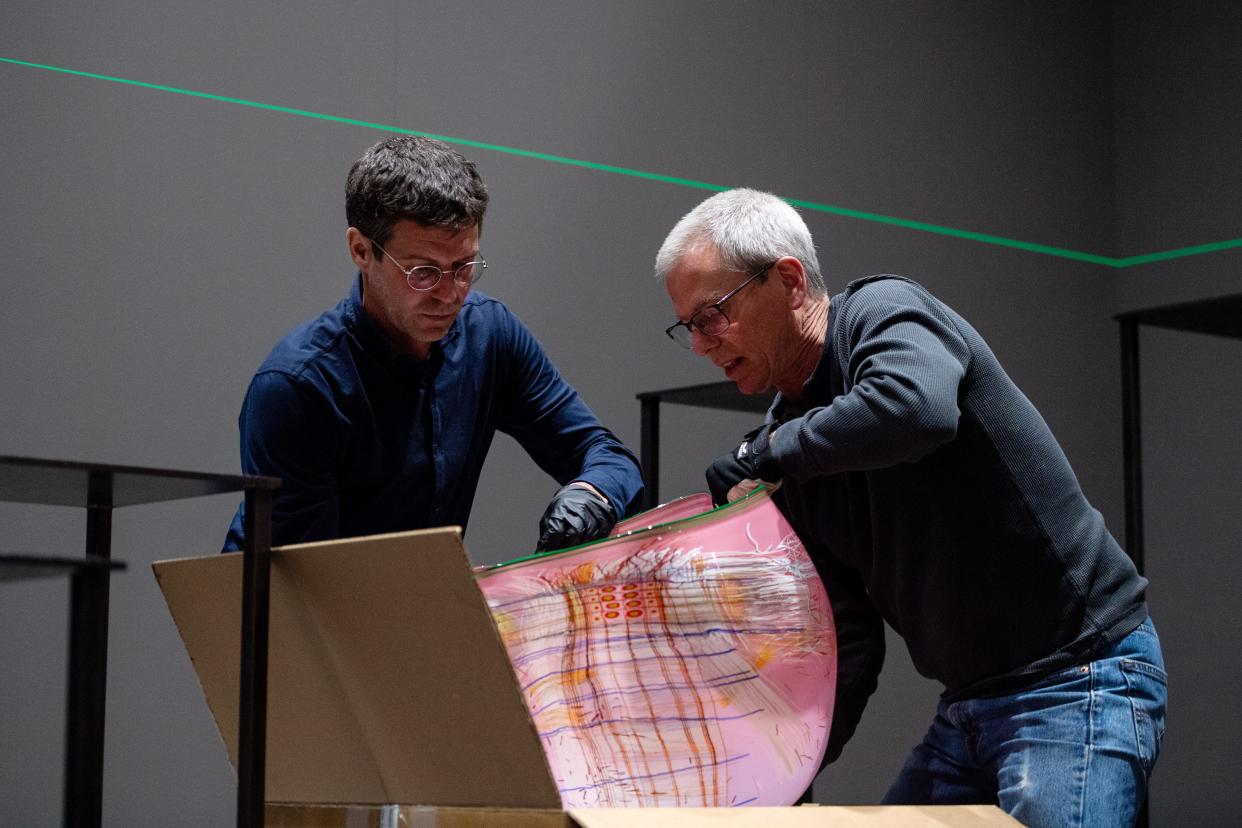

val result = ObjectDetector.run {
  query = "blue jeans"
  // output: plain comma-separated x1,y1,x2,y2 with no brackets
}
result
883,618,1167,828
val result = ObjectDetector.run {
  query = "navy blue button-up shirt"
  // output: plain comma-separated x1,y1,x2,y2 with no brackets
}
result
223,276,643,550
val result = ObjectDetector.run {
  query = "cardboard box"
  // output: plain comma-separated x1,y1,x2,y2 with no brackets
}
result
259,803,1020,827
154,529,1019,827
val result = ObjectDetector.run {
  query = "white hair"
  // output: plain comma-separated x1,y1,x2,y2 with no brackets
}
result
654,188,825,295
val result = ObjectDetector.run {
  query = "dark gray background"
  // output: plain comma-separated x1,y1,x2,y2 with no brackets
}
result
1,1,1238,824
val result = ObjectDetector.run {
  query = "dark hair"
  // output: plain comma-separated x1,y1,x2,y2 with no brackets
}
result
345,135,489,249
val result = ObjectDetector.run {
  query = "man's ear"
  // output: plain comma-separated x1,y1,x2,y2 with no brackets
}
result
346,226,373,270
774,256,809,310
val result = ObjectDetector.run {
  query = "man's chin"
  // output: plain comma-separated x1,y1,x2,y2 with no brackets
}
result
418,314,458,335
724,372,765,396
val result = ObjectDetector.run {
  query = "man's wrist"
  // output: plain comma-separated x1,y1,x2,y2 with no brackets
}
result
568,480,611,511
743,423,782,481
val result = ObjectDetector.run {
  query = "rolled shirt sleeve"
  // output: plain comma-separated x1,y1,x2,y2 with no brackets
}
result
494,307,643,520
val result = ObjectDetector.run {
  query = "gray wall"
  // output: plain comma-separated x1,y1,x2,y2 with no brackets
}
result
1112,2,1242,824
0,2,1235,825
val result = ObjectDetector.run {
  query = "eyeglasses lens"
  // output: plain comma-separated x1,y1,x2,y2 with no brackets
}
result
694,308,728,336
669,308,729,348
406,261,484,291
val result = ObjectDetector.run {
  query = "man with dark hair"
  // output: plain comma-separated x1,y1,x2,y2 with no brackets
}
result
655,188,1166,828
224,136,642,552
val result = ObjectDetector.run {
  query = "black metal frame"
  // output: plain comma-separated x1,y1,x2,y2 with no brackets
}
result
238,486,273,827
636,381,772,508
1115,294,1242,573
0,457,279,828
1,552,125,826
1115,294,1242,828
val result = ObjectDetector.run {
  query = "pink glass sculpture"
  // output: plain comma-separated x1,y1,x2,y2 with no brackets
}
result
608,492,716,536
476,487,836,807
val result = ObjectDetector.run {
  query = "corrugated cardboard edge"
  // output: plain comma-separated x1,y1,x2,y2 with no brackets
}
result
262,804,1020,827
152,551,241,767
569,805,1023,826
266,803,572,828
153,547,387,801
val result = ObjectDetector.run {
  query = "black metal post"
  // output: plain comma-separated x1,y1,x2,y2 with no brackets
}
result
238,486,273,828
1120,318,1144,574
1120,318,1151,828
64,470,113,828
640,396,660,509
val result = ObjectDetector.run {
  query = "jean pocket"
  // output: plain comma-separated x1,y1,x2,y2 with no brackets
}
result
1025,660,1093,691
1122,658,1168,771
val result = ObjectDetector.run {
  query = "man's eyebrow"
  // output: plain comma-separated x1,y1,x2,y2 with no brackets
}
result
672,298,712,326
689,291,727,316
393,251,480,265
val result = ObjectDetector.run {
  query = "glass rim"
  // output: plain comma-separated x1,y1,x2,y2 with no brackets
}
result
475,484,773,576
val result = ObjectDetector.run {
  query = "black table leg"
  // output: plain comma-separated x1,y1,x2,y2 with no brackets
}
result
1120,318,1144,574
1120,318,1150,828
238,487,272,828
64,471,113,828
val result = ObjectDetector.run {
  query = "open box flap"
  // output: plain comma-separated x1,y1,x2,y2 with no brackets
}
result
154,528,560,808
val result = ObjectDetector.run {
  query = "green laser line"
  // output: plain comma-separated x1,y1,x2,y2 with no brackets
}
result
782,197,1119,266
4,56,1238,269
1113,237,1242,267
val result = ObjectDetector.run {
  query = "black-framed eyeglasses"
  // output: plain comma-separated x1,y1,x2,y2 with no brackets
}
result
370,237,487,292
665,261,776,348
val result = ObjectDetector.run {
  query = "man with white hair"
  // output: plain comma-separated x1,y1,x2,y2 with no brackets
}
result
655,188,1165,827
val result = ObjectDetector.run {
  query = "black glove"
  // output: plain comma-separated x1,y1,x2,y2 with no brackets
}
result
705,423,782,506
536,484,617,551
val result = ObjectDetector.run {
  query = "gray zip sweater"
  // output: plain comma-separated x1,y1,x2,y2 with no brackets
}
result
767,275,1147,764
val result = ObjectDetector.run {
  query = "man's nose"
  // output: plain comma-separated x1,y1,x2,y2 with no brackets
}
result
432,273,464,301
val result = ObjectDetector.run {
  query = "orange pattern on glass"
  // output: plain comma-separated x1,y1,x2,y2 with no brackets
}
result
478,490,836,807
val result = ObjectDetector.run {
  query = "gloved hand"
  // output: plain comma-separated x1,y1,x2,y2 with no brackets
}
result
705,423,782,506
536,483,617,551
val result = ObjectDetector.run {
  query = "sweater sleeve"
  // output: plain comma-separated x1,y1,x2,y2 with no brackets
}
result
770,280,972,480
494,308,644,519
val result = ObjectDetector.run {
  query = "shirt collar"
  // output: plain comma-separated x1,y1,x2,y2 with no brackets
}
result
342,273,449,383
